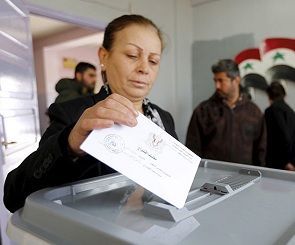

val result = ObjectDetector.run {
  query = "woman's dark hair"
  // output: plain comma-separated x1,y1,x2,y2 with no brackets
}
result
211,59,240,80
266,81,286,101
101,15,164,84
102,14,164,51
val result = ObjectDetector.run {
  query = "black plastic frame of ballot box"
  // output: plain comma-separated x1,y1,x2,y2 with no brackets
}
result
7,159,295,245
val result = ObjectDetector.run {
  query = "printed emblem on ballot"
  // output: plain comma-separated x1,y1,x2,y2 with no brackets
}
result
104,134,125,154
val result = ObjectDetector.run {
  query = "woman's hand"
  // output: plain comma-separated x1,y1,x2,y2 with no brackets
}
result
68,93,138,156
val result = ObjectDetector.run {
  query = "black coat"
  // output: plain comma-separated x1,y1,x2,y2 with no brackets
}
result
265,99,295,169
186,93,266,165
4,88,177,212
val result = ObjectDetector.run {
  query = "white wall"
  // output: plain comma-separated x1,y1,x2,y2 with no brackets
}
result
25,0,194,143
193,0,295,43
192,0,295,111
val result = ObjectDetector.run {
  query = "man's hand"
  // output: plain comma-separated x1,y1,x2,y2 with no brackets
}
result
285,163,295,171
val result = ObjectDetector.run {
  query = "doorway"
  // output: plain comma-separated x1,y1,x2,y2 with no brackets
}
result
29,14,104,134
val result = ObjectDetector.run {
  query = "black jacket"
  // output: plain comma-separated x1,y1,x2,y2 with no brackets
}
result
265,99,295,169
4,88,177,212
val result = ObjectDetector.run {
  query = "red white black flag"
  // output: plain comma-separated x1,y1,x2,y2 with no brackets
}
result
235,48,268,90
261,38,295,82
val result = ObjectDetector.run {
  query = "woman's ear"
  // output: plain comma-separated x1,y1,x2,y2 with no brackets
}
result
98,47,108,70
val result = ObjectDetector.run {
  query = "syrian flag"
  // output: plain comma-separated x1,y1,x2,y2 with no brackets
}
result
235,48,268,90
261,38,295,82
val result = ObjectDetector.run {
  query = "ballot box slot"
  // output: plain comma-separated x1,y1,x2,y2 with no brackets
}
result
143,168,261,222
185,189,210,205
215,169,261,191
185,194,220,211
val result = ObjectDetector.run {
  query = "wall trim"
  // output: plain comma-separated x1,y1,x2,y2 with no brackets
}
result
24,1,107,29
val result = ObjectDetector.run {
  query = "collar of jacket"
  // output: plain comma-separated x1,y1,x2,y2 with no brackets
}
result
55,78,84,94
271,98,286,107
210,91,249,108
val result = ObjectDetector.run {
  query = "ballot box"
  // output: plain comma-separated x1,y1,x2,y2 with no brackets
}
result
7,159,295,245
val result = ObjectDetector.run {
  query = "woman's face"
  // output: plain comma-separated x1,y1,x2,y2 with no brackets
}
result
99,24,162,102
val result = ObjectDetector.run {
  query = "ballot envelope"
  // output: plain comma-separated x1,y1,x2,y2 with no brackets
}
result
7,159,295,245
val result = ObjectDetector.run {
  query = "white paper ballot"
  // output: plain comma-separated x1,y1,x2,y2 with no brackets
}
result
80,113,201,209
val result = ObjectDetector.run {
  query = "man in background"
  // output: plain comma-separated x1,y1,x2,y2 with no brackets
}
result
55,62,97,103
265,81,295,171
186,59,266,165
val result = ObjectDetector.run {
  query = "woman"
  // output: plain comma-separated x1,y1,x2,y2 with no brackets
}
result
4,15,177,213
265,81,295,171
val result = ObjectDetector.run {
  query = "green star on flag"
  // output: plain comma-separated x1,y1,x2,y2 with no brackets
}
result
272,52,285,62
243,62,253,71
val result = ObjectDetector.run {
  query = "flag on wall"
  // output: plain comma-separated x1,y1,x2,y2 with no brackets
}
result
261,38,295,82
235,48,268,90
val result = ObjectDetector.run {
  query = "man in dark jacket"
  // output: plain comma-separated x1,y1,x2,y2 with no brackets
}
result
55,62,97,103
265,81,295,170
186,59,266,165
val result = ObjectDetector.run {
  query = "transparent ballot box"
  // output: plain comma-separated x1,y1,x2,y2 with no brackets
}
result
7,160,295,245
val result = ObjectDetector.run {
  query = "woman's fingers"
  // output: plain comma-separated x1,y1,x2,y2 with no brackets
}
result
101,98,135,118
79,118,115,134
107,93,138,116
68,94,139,156
68,118,114,155
91,107,137,127
89,93,139,126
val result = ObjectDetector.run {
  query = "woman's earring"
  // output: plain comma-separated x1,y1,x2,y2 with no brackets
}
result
101,64,105,71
